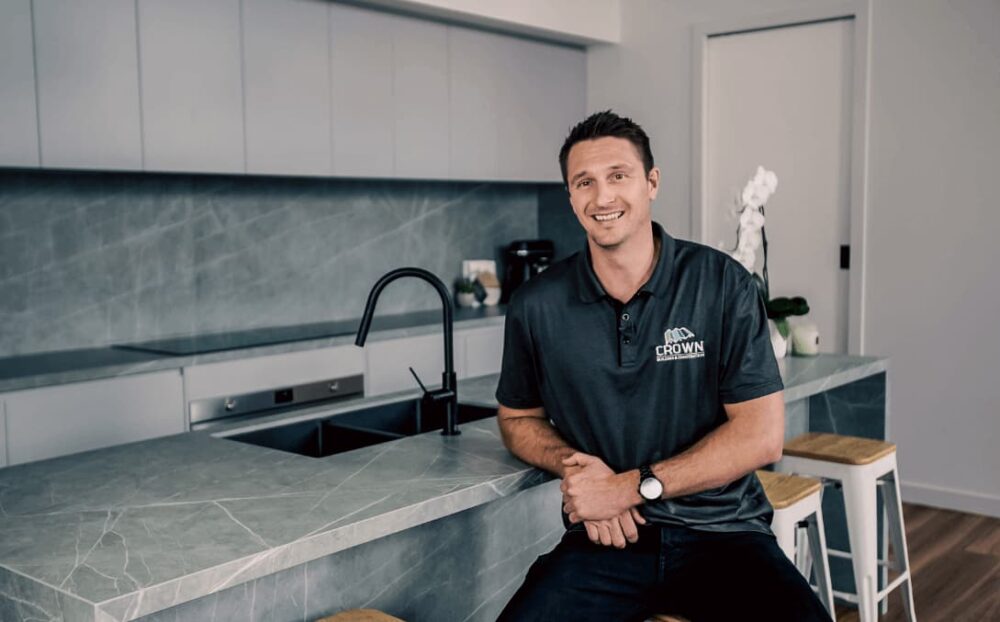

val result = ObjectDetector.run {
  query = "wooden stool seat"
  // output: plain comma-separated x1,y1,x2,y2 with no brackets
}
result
316,610,404,622
783,432,896,465
756,469,822,509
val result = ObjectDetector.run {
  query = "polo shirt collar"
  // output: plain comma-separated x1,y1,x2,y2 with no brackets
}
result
575,221,676,303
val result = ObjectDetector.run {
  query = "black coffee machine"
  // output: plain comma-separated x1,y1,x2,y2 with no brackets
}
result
502,240,555,303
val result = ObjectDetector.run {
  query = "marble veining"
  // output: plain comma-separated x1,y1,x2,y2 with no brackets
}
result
0,171,538,358
0,356,887,621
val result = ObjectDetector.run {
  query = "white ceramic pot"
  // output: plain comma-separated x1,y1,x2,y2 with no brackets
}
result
791,322,820,356
456,292,480,308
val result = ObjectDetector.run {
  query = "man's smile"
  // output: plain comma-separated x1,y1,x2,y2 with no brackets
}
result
592,210,624,222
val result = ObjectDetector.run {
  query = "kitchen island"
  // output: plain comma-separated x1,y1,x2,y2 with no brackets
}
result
0,354,888,622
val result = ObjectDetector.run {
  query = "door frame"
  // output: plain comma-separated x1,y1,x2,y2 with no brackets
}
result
690,0,872,355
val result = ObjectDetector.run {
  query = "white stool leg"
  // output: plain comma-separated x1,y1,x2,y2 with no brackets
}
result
806,504,835,618
843,467,879,622
882,466,917,621
771,508,798,562
795,523,812,575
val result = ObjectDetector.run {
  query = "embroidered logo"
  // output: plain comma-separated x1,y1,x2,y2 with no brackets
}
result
655,327,705,362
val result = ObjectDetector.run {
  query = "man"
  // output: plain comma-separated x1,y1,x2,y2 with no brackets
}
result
495,111,830,621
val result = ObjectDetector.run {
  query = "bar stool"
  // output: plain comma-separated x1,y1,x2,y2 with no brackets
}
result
777,433,916,622
757,469,836,616
316,609,403,622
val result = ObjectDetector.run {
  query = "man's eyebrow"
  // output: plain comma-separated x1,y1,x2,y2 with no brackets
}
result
570,162,634,184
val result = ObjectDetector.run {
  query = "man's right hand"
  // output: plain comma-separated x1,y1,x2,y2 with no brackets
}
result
583,507,647,548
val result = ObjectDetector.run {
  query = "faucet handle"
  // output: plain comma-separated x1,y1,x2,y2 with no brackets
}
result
408,366,429,395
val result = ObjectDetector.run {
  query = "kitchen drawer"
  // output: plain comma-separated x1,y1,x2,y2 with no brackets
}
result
183,344,364,402
364,332,456,397
4,370,184,466
462,325,505,378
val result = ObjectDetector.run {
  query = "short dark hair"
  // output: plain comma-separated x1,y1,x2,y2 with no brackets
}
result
558,110,655,186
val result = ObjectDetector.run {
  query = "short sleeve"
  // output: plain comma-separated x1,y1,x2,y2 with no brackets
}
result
495,299,544,409
718,274,784,403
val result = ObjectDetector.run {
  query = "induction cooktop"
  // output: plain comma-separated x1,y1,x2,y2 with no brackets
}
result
113,319,361,356
111,306,499,356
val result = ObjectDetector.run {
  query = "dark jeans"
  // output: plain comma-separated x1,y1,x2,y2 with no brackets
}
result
497,523,831,622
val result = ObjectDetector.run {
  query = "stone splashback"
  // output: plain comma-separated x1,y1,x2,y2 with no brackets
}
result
0,171,538,356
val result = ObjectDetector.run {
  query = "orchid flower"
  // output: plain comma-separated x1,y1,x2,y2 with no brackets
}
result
730,166,778,278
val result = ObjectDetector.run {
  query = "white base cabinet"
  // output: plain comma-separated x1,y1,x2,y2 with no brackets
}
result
3,370,184,466
182,344,365,405
365,324,504,397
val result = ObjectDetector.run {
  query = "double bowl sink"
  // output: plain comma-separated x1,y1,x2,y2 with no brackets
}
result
223,397,496,459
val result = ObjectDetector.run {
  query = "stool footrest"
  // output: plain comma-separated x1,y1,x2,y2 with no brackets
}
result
827,548,891,568
877,572,911,600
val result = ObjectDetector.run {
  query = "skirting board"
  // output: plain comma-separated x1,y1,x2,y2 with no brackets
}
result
901,480,1000,519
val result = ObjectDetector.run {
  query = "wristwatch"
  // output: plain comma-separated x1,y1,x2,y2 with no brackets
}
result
638,465,664,502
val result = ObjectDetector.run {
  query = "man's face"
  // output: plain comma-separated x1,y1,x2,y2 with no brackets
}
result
565,136,660,251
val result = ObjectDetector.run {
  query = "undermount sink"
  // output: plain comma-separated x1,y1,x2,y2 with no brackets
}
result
223,397,496,458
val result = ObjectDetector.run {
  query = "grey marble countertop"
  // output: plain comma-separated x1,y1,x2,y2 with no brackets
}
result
0,354,887,622
0,305,507,393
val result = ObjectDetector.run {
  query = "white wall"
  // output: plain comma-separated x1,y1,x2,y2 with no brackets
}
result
588,0,1000,517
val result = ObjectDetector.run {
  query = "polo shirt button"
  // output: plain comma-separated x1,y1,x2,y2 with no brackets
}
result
621,313,630,322
624,338,631,344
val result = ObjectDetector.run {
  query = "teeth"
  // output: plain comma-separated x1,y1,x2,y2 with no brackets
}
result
594,211,624,222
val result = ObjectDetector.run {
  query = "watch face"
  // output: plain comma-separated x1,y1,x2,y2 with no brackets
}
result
640,477,663,501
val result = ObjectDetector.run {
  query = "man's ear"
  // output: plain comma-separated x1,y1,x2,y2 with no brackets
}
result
647,166,661,200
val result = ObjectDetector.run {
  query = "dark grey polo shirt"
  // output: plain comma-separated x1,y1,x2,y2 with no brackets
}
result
496,221,783,534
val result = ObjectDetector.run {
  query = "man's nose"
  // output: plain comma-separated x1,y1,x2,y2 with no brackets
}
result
595,180,616,207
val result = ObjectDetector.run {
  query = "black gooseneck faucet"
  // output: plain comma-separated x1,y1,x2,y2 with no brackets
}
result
354,267,460,436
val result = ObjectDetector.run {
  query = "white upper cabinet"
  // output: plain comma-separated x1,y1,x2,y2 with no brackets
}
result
329,3,394,177
0,0,40,167
33,0,143,170
330,5,449,179
138,0,245,174
498,37,585,182
8,2,585,181
448,27,504,180
392,14,449,179
242,0,332,176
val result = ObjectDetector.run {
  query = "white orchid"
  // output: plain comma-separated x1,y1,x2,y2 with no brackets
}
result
739,206,765,231
730,166,778,276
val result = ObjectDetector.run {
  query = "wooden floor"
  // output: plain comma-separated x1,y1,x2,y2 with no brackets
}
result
834,503,999,621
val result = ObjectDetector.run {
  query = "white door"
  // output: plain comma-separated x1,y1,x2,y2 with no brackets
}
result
704,18,854,353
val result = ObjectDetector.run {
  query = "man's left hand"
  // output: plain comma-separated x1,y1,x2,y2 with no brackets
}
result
560,452,637,523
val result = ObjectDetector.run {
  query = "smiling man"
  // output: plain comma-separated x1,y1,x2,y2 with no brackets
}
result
494,111,830,621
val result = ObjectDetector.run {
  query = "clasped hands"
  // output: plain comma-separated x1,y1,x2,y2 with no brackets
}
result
560,452,647,549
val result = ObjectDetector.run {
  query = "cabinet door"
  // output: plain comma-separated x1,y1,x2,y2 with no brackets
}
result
4,371,184,466
365,333,467,397
329,3,393,177
138,0,244,173
0,0,40,167
447,26,504,180
499,38,586,182
393,14,449,179
462,325,505,378
33,0,142,170
242,0,331,175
